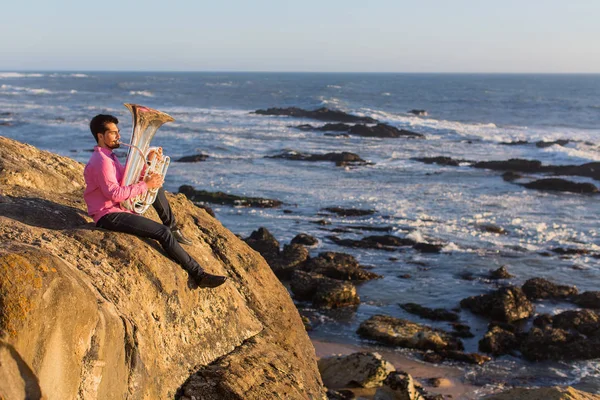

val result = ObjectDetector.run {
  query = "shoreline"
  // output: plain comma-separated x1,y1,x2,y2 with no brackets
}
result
310,338,485,399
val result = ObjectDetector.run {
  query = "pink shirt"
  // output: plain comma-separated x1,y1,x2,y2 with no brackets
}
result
84,146,148,223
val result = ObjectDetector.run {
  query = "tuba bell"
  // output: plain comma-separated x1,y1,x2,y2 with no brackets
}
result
119,103,173,214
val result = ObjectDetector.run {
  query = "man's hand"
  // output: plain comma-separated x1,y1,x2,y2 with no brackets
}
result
147,147,163,164
144,172,163,189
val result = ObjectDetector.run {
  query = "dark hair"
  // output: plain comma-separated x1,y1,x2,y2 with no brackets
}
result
89,114,119,143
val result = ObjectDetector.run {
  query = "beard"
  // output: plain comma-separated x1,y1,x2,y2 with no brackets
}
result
107,141,120,150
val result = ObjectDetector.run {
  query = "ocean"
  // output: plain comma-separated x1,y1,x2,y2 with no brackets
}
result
1,71,599,394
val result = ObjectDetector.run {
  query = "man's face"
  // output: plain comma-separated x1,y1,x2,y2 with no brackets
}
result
99,122,121,149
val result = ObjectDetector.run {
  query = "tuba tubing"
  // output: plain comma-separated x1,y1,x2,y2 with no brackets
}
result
119,103,174,214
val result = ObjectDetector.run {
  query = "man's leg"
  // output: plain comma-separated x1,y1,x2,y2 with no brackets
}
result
97,212,225,287
152,188,193,245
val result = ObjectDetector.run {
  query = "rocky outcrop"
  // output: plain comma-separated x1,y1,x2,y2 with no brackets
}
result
293,122,424,138
522,278,578,300
178,185,283,208
573,291,600,309
323,207,376,217
0,136,325,399
253,107,377,123
356,315,463,352
522,179,598,193
267,150,370,166
176,154,209,162
318,352,395,389
305,252,381,281
290,270,360,309
460,286,534,323
400,303,459,322
478,326,519,356
374,371,424,400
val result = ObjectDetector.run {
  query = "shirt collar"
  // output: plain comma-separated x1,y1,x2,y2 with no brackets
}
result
95,146,115,157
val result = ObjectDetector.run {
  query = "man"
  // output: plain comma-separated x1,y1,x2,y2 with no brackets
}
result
84,114,226,288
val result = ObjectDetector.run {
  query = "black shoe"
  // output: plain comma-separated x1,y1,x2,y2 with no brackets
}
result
172,228,193,245
194,272,227,288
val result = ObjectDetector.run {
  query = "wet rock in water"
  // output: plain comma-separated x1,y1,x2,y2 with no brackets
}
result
572,291,600,309
502,171,523,181
176,154,209,162
356,315,463,352
348,123,424,139
244,227,280,263
422,350,490,365
323,207,376,217
412,243,443,253
522,178,599,193
290,270,360,309
551,247,591,256
499,140,529,146
267,150,369,166
477,223,508,235
291,233,318,246
460,286,534,323
483,386,600,400
305,252,382,281
328,235,415,251
179,185,283,208
520,326,600,361
374,371,423,400
551,309,600,336
474,158,543,172
412,156,466,166
271,243,309,279
489,266,514,280
400,303,459,322
536,139,569,148
408,109,428,116
521,277,578,300
450,322,475,338
318,352,395,389
478,326,520,356
253,107,378,123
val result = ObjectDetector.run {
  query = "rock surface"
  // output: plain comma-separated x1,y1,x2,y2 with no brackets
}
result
253,107,377,123
0,136,326,399
318,352,395,389
460,286,534,323
178,185,283,208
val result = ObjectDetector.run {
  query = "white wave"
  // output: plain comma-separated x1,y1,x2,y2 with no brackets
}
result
70,73,88,78
327,85,342,89
381,92,391,96
0,72,44,79
205,82,234,87
0,84,52,95
129,90,154,97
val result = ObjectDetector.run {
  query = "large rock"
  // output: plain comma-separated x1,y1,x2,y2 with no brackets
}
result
356,315,463,352
374,371,424,400
290,270,360,309
318,352,395,389
305,252,381,281
520,326,600,361
522,277,578,300
478,326,519,356
522,179,598,194
483,386,600,399
460,286,533,323
253,107,377,123
572,291,600,309
0,136,326,399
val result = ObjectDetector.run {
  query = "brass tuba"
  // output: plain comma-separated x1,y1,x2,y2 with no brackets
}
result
119,103,173,214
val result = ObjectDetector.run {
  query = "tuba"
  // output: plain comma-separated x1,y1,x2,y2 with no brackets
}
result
119,103,173,214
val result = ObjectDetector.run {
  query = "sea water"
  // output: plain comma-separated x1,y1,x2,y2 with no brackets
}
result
1,71,599,391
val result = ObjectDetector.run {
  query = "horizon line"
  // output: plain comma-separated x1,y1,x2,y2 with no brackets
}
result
2,69,600,75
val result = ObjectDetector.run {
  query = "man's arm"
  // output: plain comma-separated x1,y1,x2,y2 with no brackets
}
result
96,158,148,203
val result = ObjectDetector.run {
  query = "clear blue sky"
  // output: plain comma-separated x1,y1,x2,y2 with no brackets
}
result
2,0,599,73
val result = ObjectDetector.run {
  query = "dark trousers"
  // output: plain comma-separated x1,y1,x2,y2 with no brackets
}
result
97,188,203,276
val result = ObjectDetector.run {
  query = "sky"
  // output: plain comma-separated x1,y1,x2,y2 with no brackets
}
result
1,0,599,73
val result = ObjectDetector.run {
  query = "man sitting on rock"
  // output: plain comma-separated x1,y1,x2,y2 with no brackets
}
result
83,114,226,288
